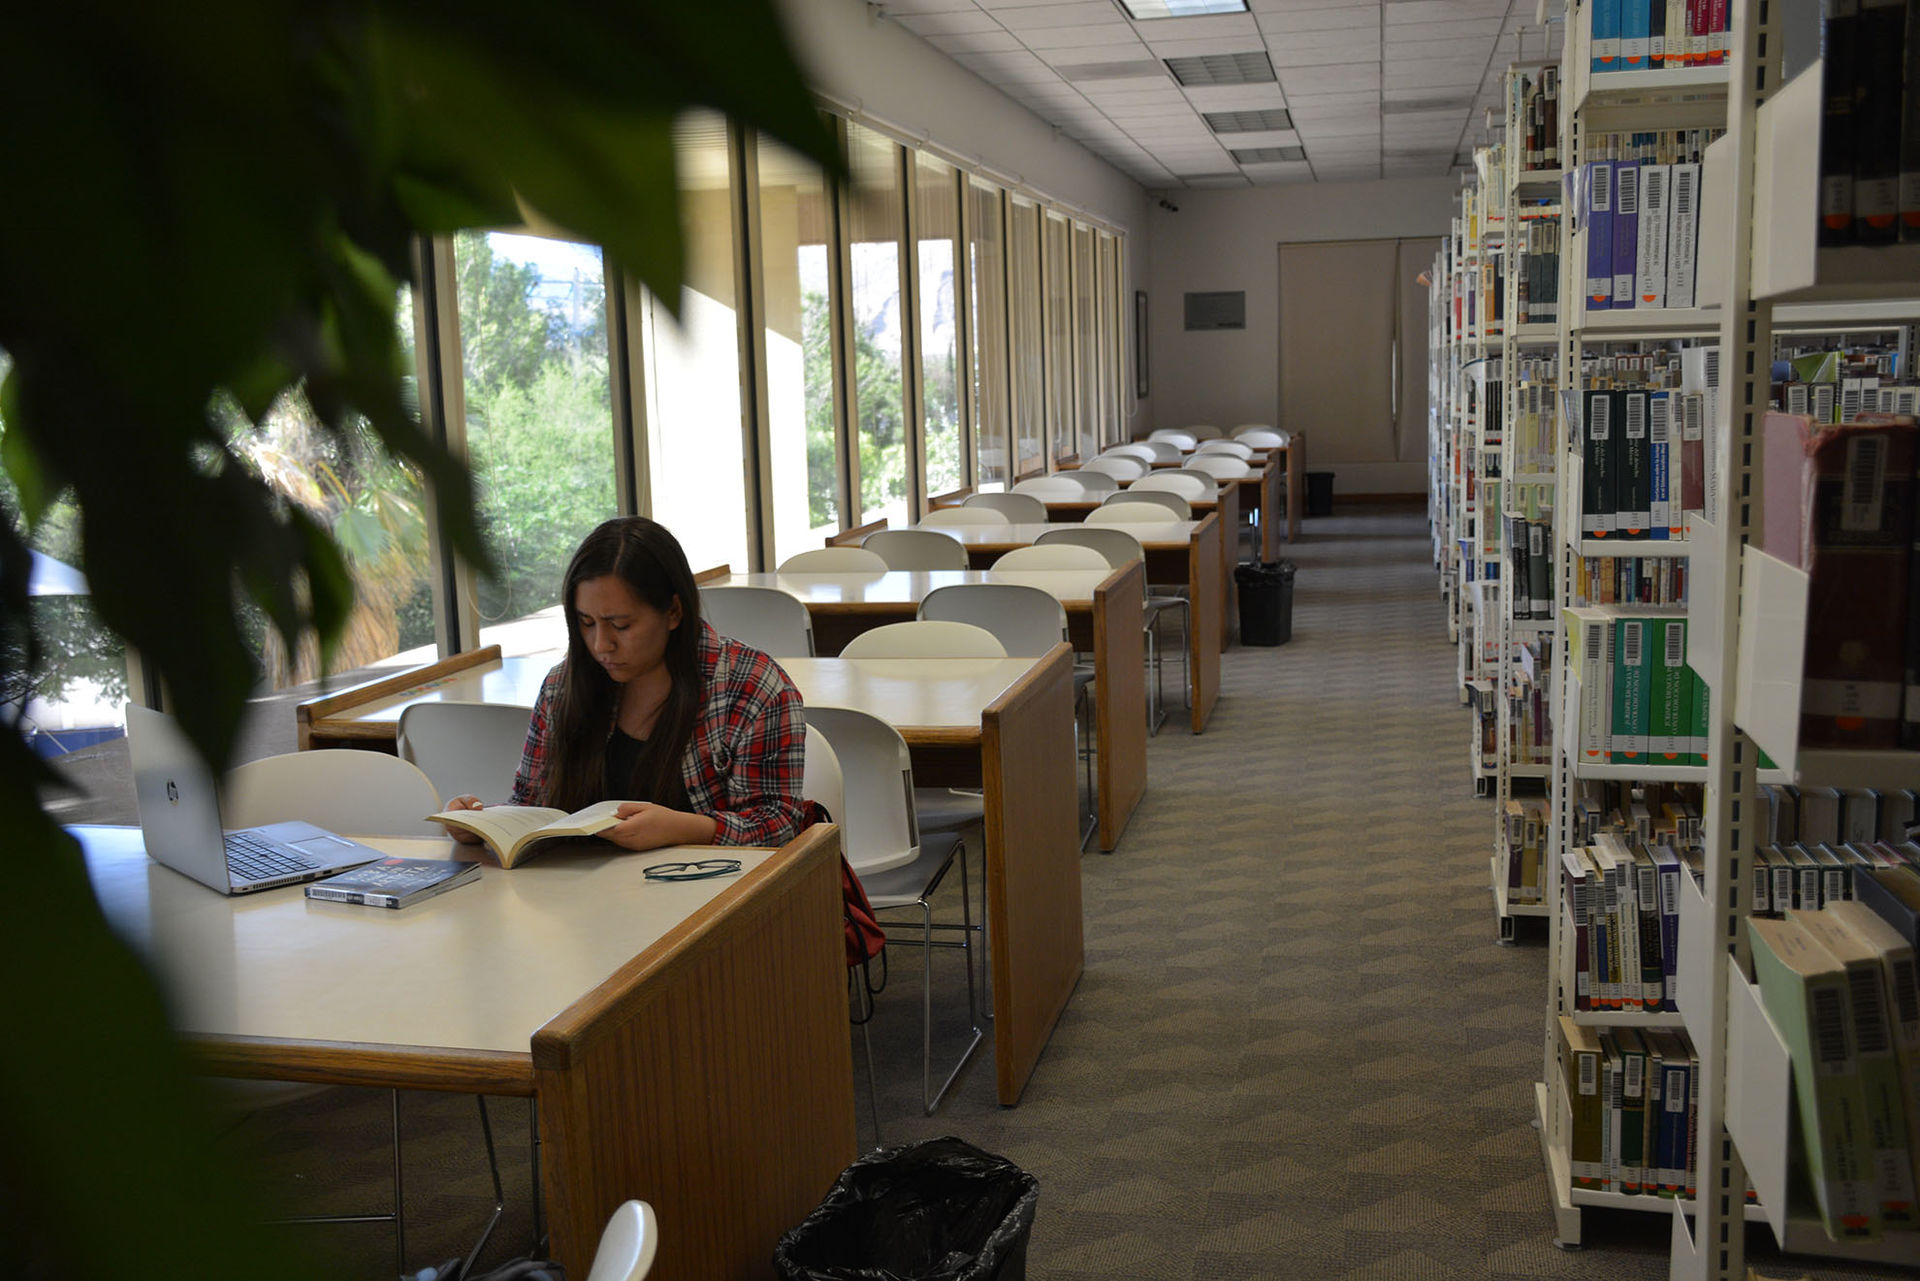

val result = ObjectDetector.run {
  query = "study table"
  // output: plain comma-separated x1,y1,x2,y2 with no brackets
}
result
1071,440,1302,552
889,519,1223,733
71,822,853,1281
707,566,1146,850
295,648,1085,1106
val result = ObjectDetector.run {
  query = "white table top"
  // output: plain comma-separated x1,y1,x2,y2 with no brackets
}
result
76,826,770,1057
775,656,1039,732
906,520,1202,548
711,568,1113,605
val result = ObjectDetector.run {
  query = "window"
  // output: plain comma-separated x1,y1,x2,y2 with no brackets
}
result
1043,210,1074,463
845,123,910,529
967,179,1010,490
1007,197,1044,477
915,154,965,502
1072,223,1099,458
757,131,841,564
641,113,749,575
454,230,616,634
1101,232,1125,439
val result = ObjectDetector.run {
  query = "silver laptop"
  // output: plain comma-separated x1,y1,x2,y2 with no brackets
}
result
125,703,383,894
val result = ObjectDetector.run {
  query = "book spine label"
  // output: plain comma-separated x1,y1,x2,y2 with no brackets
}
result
1587,161,1615,311
1613,162,1641,309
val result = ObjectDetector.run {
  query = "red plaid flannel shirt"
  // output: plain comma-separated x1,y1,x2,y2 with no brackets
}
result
511,622,808,846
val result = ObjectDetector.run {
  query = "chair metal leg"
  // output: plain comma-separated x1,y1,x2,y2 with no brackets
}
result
458,1097,505,1279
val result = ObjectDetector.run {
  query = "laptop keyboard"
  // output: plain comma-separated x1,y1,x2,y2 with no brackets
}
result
225,831,321,883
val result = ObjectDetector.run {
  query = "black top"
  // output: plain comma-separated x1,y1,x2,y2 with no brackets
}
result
604,728,650,801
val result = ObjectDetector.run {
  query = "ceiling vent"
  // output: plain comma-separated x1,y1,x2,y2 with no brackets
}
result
1231,145,1307,163
1164,52,1276,87
1203,108,1294,133
1058,59,1169,82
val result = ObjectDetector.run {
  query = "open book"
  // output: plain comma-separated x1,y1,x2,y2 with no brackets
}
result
427,800,625,868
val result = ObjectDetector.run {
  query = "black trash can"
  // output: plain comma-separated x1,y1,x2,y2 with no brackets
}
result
1306,471,1335,517
1235,560,1295,646
776,1137,1040,1281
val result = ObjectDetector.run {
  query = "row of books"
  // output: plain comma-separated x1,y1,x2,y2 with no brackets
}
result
1568,778,1705,851
1505,795,1550,903
1750,842,1920,918
1514,66,1560,173
1576,386,1706,540
1748,896,1920,1241
1576,154,1704,312
1817,0,1920,245
1514,210,1561,325
1587,0,1729,72
1574,554,1689,608
1758,412,1919,750
1562,831,1688,1012
1780,379,1920,423
1758,784,1920,851
1564,608,1713,766
1556,1020,1700,1200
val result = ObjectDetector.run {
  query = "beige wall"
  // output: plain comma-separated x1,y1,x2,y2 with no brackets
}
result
1143,178,1457,493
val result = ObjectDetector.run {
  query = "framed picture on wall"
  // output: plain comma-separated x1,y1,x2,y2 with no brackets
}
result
1133,291,1148,399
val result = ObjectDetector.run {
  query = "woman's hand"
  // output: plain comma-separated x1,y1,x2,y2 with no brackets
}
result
604,802,719,852
443,794,487,844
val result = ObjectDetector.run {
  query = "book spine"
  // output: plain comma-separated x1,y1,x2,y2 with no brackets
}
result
1903,0,1920,240
1620,1031,1648,1191
1613,616,1651,763
1907,440,1920,747
1650,0,1667,67
1707,0,1728,62
1585,389,1617,537
1580,614,1611,760
1587,161,1615,312
1623,0,1651,67
1566,853,1593,1010
1667,162,1699,308
1656,853,1682,1011
1822,0,1861,245
1664,1053,1692,1192
1637,860,1664,1010
1567,1024,1605,1186
1612,162,1641,310
1651,618,1690,761
304,886,401,908
1855,0,1907,244
1648,392,1672,539
1637,164,1671,309
1594,0,1622,70
1620,389,1651,536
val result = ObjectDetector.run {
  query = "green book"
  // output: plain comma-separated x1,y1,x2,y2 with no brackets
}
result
1649,617,1690,764
1617,1026,1650,1194
1749,914,1882,1241
1612,616,1651,765
1688,669,1710,767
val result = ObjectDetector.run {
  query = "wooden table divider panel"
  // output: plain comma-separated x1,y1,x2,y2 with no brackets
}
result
827,518,887,547
1088,562,1147,850
978,645,1083,1104
693,564,732,584
1186,513,1224,733
296,645,503,750
532,823,853,1279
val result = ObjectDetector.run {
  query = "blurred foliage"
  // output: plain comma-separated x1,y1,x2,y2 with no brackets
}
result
0,2,838,1279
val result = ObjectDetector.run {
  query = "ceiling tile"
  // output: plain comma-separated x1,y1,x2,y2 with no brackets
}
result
926,30,1029,52
895,9,1005,33
878,0,981,11
1382,34,1498,57
993,2,1125,29
1178,83,1293,109
1026,26,1154,49
1255,6,1382,32
1295,116,1385,137
1381,17,1500,38
1277,61,1381,91
1381,0,1507,20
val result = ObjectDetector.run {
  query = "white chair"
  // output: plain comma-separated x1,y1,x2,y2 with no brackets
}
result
921,583,1098,848
1081,454,1150,482
864,528,970,570
1184,454,1251,481
397,702,534,806
991,543,1109,572
840,619,1006,660
1103,443,1158,464
805,724,880,1143
921,505,1012,528
1038,524,1190,733
222,750,442,837
585,1200,659,1281
964,491,1049,523
1101,489,1191,519
779,546,890,572
1009,475,1090,500
1140,440,1185,463
1067,468,1118,493
1231,423,1277,437
1132,470,1213,504
1087,499,1182,525
1148,429,1198,450
699,584,815,657
808,705,982,1114
1194,438,1254,460
220,746,498,1273
1187,424,1225,440
1235,427,1288,449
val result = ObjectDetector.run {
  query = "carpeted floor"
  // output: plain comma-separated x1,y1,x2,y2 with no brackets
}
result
104,506,1920,1277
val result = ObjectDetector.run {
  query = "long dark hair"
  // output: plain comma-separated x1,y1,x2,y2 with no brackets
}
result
545,517,704,811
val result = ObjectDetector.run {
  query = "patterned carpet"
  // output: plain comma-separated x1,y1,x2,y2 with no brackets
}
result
217,507,1920,1278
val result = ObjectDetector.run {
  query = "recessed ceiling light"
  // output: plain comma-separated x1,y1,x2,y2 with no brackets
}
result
1164,52,1276,87
1119,0,1250,17
1203,109,1294,134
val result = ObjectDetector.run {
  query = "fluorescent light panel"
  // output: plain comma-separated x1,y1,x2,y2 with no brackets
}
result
1119,0,1250,17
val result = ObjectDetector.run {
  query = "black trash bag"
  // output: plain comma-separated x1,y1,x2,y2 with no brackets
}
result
774,1136,1040,1281
1234,559,1296,647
